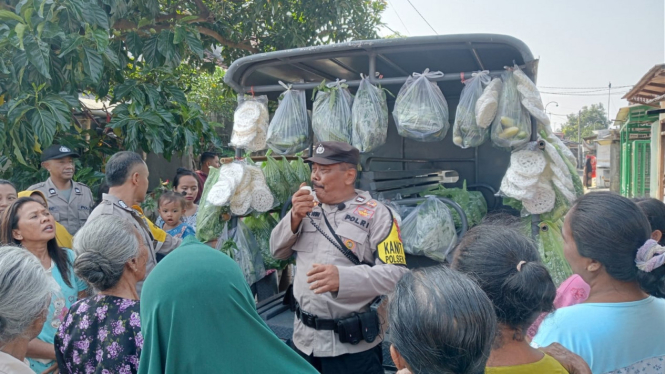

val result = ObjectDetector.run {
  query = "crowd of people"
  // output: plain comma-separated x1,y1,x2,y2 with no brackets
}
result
0,142,664,374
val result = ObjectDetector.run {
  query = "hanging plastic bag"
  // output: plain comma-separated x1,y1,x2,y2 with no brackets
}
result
312,79,353,143
393,69,450,142
513,65,550,126
452,71,491,148
279,156,300,195
216,221,266,286
267,82,311,154
351,75,389,152
491,70,531,148
230,95,269,151
291,156,311,185
244,213,291,271
197,167,230,243
262,152,290,205
401,196,457,262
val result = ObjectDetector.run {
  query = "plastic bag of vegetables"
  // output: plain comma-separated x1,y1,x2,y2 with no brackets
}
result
393,69,450,142
244,213,290,271
452,71,491,148
401,196,457,262
312,79,353,143
491,70,531,148
351,75,389,153
279,156,300,195
291,156,311,185
230,95,270,151
262,152,290,205
196,167,230,243
216,220,266,286
267,82,311,154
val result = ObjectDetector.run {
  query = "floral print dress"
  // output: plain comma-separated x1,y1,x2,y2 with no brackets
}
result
55,295,142,374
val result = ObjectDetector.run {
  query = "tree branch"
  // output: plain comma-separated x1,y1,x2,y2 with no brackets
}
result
196,27,259,53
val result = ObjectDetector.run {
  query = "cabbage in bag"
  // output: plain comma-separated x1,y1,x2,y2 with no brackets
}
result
393,69,450,142
267,82,311,154
401,196,457,262
312,80,353,143
452,71,490,148
244,213,290,271
291,157,311,185
279,156,300,195
491,70,531,148
351,75,389,152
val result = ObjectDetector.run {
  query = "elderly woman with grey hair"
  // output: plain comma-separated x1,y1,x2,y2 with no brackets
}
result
55,216,149,374
0,245,54,374
388,266,497,374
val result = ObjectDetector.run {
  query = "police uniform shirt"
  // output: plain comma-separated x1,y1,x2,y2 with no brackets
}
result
84,193,182,293
270,190,409,358
28,178,94,235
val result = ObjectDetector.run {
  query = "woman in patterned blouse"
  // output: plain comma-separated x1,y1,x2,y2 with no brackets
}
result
55,216,149,374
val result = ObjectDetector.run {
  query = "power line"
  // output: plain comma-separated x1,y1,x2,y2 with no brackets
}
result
540,88,621,94
387,0,410,35
405,0,438,35
537,84,633,90
541,90,630,97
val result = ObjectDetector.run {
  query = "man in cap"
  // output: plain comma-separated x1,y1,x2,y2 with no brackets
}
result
271,141,408,374
28,144,94,235
85,151,181,292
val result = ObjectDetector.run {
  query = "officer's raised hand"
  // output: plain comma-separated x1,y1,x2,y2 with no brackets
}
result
290,182,315,233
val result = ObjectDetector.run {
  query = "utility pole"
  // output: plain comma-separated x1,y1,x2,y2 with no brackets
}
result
608,82,611,123
578,109,582,169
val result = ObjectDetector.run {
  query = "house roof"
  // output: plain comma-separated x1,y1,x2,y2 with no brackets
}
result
623,64,665,106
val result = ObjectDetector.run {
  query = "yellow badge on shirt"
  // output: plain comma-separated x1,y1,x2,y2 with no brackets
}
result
377,219,406,265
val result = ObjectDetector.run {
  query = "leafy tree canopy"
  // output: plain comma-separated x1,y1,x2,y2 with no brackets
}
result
560,103,610,140
0,0,386,189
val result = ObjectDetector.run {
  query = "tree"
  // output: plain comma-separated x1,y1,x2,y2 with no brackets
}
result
0,0,387,189
560,103,610,141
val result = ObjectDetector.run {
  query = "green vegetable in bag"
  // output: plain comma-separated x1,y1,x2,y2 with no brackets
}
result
401,196,457,262
262,152,290,205
291,157,311,185
279,156,300,195
244,213,291,271
351,76,389,152
196,167,229,243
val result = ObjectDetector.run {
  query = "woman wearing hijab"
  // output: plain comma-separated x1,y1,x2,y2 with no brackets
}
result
138,237,318,374
17,191,73,249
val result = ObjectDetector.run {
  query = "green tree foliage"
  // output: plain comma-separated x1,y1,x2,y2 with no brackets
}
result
560,103,610,140
0,0,386,189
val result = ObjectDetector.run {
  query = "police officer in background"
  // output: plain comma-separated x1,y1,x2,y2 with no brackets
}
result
85,151,181,293
271,141,409,374
28,144,94,235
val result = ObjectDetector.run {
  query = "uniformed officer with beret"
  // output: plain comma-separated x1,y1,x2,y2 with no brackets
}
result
28,144,94,236
271,141,409,374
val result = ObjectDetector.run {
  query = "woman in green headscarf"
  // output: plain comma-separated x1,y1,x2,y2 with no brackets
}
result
138,237,318,374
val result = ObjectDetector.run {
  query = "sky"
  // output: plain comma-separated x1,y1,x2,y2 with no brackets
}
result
379,0,665,131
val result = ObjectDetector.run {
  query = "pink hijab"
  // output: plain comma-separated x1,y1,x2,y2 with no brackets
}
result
527,274,590,339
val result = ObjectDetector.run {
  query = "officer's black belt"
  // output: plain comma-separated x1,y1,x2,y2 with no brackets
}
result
295,303,338,331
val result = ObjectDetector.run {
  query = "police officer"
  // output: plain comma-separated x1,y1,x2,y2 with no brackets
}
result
28,144,94,235
85,151,181,292
271,141,408,374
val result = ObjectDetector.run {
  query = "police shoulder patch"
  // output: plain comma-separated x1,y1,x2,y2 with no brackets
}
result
377,219,406,265
353,206,375,219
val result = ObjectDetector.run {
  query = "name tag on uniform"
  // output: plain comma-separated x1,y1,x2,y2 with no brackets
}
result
377,219,406,265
